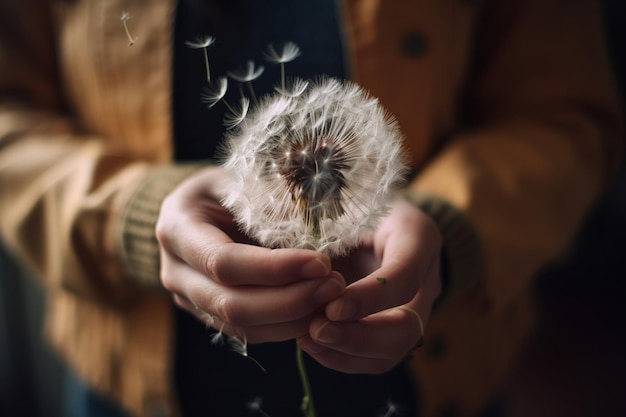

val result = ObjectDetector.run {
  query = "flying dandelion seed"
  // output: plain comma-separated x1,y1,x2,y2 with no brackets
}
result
120,11,136,46
264,42,302,91
186,35,216,83
228,60,265,104
221,78,408,258
200,77,229,109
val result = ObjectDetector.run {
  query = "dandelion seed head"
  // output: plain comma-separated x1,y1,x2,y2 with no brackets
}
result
223,97,250,129
275,78,309,97
200,77,228,108
222,78,408,257
263,41,302,64
120,11,131,22
227,60,265,83
185,35,215,49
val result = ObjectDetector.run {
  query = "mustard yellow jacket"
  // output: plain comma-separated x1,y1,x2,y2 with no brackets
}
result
0,1,622,416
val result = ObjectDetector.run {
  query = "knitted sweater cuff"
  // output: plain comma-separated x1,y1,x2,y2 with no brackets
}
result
403,191,484,307
118,163,206,289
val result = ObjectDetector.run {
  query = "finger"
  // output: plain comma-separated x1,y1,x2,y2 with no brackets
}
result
239,315,314,343
160,219,332,286
164,256,345,327
172,292,222,329
326,201,441,321
173,292,314,343
297,335,398,375
308,307,424,361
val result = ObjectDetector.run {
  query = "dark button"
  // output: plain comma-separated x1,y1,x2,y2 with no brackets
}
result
401,31,428,58
426,335,447,359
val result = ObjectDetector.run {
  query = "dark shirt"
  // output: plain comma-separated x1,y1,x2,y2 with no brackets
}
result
172,1,417,416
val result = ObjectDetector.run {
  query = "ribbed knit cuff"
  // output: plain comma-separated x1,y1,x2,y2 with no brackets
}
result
403,191,484,308
118,164,205,289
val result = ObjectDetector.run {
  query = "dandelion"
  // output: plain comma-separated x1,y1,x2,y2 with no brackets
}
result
223,97,250,129
221,78,408,258
209,326,266,372
210,322,226,345
186,35,216,83
228,60,264,104
264,42,301,91
275,78,309,98
120,11,136,46
228,60,265,83
200,77,229,109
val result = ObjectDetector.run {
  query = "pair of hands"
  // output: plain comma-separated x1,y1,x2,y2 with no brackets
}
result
156,167,442,374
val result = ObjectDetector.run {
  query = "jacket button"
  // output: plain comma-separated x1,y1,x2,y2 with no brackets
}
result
401,31,428,58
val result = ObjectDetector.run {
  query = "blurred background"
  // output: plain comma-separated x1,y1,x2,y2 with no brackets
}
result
1,1,624,416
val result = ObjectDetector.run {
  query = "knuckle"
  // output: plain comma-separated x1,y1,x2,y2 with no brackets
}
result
155,196,177,245
154,218,171,247
213,293,239,325
200,245,227,283
159,260,175,291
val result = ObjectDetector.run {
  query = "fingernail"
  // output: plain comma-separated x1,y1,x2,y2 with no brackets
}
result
327,299,358,321
300,257,331,278
314,321,345,345
313,278,344,304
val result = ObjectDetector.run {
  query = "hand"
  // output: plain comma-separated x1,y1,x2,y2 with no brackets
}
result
297,197,442,374
156,166,345,343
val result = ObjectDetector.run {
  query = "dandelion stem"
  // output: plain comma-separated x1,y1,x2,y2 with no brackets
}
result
245,355,267,374
121,17,136,46
203,47,211,83
247,82,259,105
222,99,236,114
296,346,317,417
280,63,286,91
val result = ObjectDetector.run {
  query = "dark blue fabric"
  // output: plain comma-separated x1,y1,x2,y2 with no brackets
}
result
64,372,130,417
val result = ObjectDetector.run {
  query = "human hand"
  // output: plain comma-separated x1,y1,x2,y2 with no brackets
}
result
156,166,346,343
297,197,442,374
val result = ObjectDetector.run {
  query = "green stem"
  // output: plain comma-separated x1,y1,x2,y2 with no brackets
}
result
296,345,317,417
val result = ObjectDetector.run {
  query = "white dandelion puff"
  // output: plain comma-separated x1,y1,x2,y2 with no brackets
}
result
275,78,309,98
186,35,216,83
227,60,265,82
264,42,302,91
221,77,408,258
228,60,264,103
223,97,250,129
263,41,301,64
120,11,137,46
200,77,228,108
227,335,267,372
185,35,215,49
209,322,226,345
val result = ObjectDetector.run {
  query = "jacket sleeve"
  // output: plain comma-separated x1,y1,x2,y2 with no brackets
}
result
0,0,197,305
409,0,624,310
